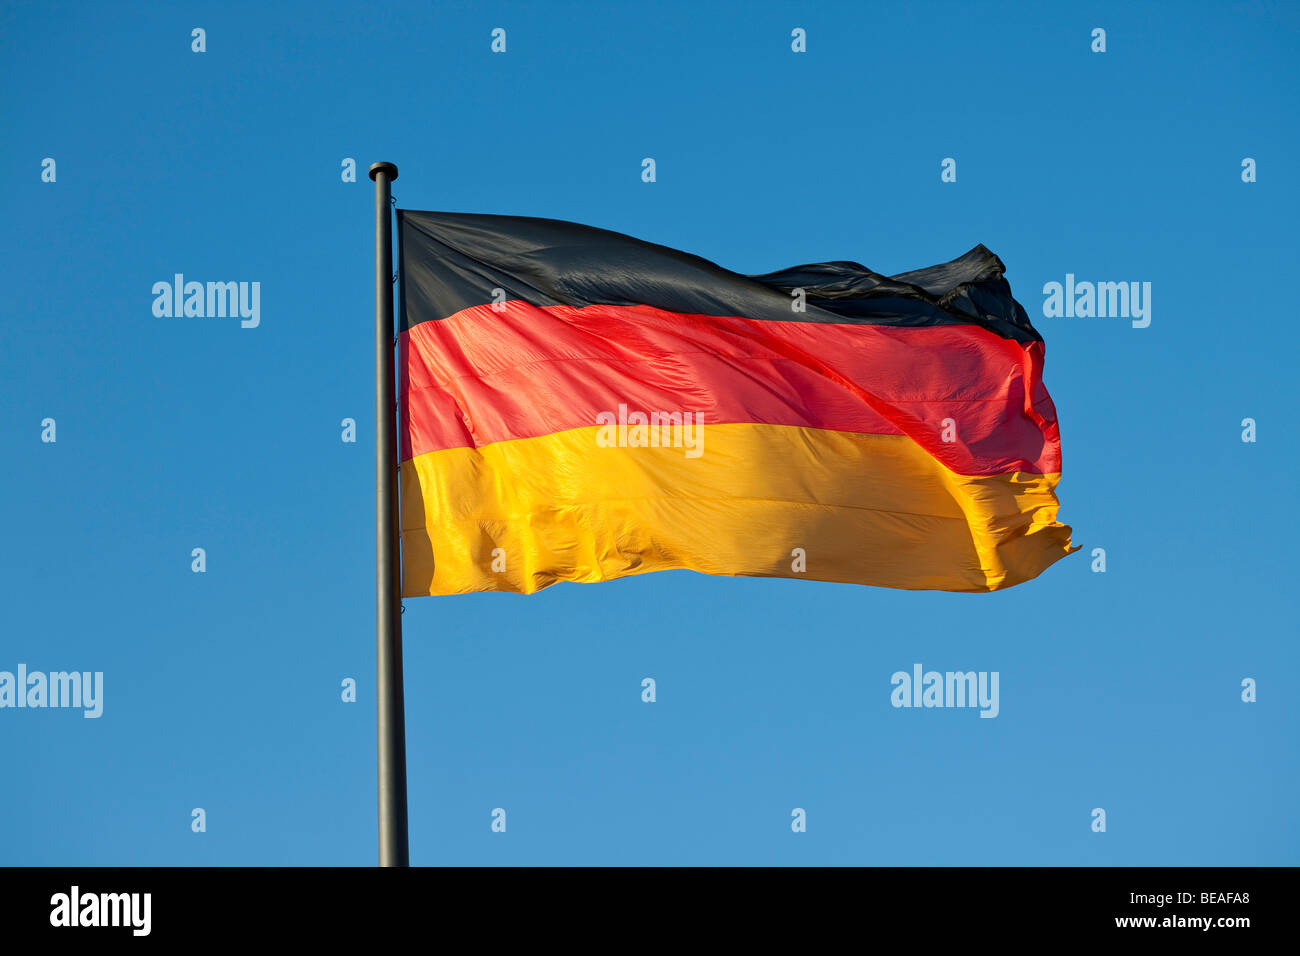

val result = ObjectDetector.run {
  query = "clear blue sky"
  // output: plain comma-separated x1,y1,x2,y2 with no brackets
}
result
2,0,1295,865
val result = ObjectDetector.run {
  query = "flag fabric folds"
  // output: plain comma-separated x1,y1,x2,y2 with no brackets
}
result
396,209,1075,597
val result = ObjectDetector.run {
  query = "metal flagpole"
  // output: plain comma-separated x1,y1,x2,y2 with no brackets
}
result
370,161,409,866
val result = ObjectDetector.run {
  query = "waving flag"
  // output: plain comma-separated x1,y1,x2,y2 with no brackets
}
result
397,210,1075,596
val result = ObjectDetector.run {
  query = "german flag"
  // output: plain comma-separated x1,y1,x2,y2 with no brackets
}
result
397,210,1075,596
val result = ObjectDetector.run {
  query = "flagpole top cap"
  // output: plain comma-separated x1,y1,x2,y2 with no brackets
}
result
368,162,399,181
